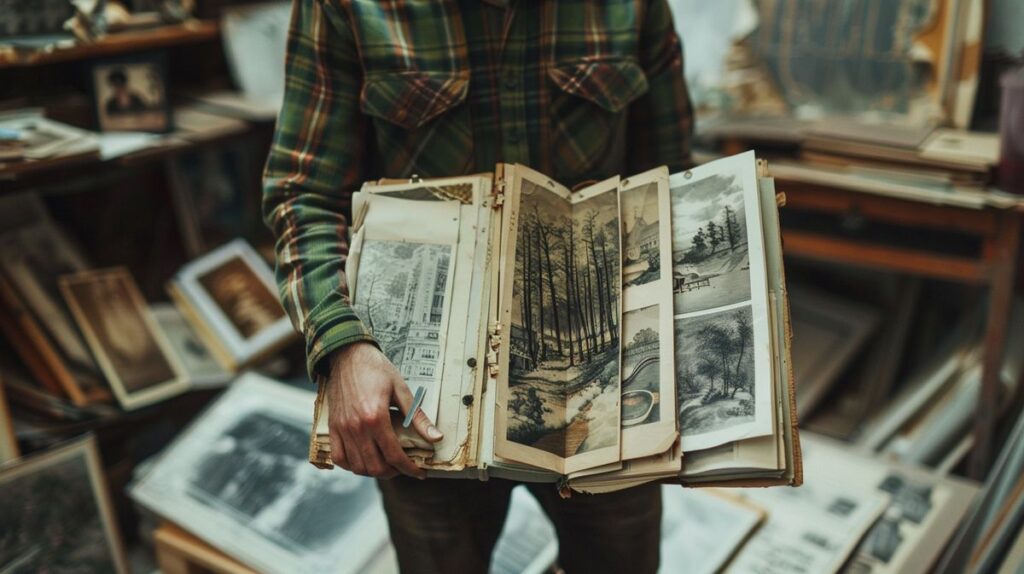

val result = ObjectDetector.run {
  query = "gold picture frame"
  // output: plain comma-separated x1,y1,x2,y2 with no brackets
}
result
61,267,189,410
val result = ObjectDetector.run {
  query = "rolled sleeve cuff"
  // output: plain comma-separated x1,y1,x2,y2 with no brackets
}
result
304,306,378,382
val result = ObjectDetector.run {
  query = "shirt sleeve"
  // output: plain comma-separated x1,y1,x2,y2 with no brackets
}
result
262,0,376,381
626,0,695,174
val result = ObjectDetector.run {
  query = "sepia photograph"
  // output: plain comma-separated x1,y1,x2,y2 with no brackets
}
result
621,182,661,288
91,56,172,133
130,373,390,574
669,171,752,314
197,255,287,340
621,305,661,427
61,268,188,410
353,239,452,400
151,303,232,388
504,179,621,463
0,380,17,463
675,305,756,440
0,436,129,574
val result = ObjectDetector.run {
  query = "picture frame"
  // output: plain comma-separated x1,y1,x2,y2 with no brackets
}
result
131,373,390,574
0,377,18,463
0,222,110,406
0,435,129,573
60,267,189,410
168,239,294,370
90,53,173,133
150,302,232,388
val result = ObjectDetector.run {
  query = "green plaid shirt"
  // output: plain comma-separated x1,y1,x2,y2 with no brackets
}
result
263,0,693,379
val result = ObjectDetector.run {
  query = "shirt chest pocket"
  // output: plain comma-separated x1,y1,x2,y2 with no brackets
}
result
360,70,474,178
546,58,649,182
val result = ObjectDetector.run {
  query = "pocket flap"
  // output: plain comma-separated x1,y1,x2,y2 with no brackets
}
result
361,71,470,130
548,59,649,113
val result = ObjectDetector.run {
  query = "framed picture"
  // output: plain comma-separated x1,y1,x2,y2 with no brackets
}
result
0,435,129,573
168,239,294,369
90,54,172,133
150,302,232,388
130,373,390,574
0,222,109,406
0,378,18,463
60,268,189,410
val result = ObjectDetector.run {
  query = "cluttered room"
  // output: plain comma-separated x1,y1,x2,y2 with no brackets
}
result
1,0,1023,572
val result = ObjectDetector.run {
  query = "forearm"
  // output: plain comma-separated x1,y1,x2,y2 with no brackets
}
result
262,0,375,380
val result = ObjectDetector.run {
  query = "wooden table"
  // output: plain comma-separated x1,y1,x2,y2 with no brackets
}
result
777,178,1023,480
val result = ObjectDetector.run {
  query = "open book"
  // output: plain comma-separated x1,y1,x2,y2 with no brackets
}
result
309,151,802,493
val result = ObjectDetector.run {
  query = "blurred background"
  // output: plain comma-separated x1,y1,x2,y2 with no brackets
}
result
1,1,1023,572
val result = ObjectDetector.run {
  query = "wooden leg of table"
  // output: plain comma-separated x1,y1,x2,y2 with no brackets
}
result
970,213,1022,480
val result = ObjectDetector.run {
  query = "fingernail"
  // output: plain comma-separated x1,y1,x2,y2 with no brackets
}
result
427,425,443,441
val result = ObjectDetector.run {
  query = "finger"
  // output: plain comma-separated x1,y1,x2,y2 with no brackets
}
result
371,415,426,479
392,378,444,443
340,424,368,476
354,423,400,479
328,430,350,470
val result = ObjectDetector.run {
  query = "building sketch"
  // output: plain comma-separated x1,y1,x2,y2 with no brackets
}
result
354,240,451,390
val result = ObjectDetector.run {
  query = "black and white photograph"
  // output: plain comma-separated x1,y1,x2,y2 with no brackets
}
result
130,373,390,574
621,182,661,288
198,255,287,340
670,170,751,314
151,303,232,388
504,180,621,463
91,55,172,133
353,239,452,396
189,413,376,552
621,305,660,427
61,268,189,410
0,437,128,574
675,305,756,439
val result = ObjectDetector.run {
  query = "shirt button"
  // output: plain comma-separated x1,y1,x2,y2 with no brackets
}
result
504,75,519,89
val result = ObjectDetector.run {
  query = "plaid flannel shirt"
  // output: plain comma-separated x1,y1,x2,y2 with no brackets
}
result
263,0,693,379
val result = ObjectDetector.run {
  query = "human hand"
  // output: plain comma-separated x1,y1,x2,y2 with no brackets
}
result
326,342,443,479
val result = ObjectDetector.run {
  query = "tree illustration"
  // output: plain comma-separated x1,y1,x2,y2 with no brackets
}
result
723,206,741,251
509,387,551,428
706,221,722,252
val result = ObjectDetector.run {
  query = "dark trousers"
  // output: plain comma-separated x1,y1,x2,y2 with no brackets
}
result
377,477,662,574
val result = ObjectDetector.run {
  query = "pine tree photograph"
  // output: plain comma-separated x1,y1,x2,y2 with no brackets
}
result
670,172,752,314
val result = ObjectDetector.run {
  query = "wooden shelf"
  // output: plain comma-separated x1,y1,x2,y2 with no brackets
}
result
0,21,219,69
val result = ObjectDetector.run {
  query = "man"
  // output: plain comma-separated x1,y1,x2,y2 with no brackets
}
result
263,1,693,572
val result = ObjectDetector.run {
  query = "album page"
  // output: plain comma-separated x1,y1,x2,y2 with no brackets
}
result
617,167,679,460
494,166,623,475
668,151,775,453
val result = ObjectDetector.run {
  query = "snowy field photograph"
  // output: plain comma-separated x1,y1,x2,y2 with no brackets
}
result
670,172,751,314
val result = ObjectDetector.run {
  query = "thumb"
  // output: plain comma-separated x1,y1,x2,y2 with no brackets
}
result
392,377,444,443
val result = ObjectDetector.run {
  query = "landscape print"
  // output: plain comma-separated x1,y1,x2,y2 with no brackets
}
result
353,240,451,396
621,305,661,427
670,172,751,314
506,182,621,459
621,182,661,287
675,305,756,438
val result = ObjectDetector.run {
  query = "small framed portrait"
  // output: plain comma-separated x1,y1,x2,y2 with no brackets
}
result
60,267,189,410
0,436,129,574
168,239,295,369
90,54,173,133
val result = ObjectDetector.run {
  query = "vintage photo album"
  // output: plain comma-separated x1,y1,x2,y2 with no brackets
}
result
309,151,802,492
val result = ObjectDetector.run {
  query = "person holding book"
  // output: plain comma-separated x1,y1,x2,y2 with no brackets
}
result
262,1,693,572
